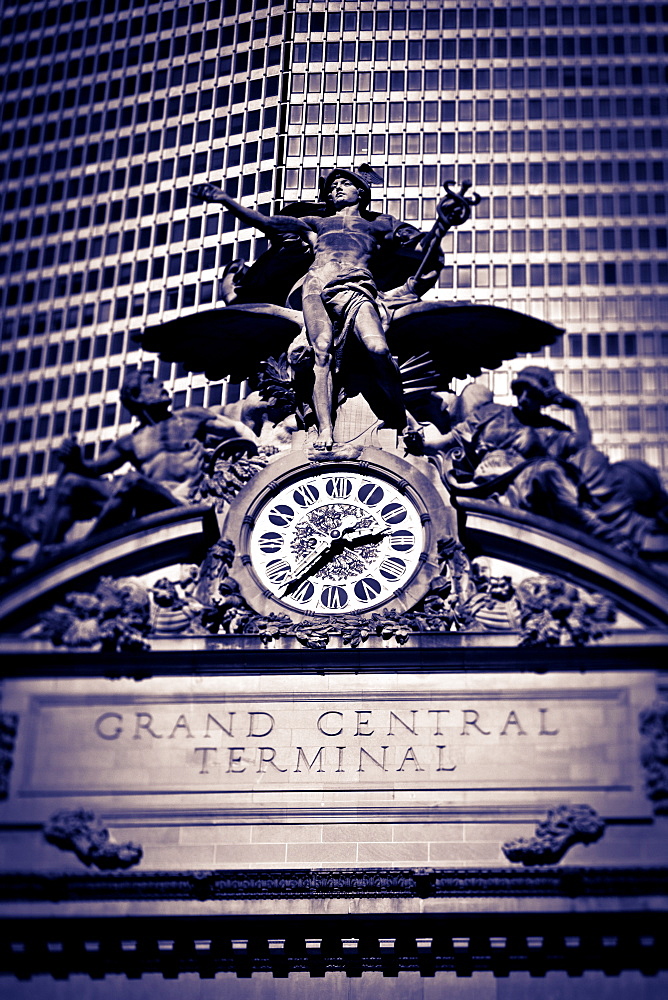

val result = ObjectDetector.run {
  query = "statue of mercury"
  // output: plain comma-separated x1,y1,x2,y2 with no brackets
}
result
193,168,437,449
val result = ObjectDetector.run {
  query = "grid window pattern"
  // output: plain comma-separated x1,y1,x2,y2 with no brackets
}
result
0,0,667,511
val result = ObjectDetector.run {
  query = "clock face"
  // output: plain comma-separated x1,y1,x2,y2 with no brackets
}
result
247,469,425,615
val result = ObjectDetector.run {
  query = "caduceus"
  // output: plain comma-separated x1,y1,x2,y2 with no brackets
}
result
413,180,482,283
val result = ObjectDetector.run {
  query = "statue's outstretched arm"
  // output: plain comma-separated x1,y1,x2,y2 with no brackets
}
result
202,411,259,444
192,183,313,244
56,438,132,478
192,182,277,233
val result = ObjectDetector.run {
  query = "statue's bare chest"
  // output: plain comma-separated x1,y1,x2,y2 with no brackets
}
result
131,418,202,461
313,217,389,256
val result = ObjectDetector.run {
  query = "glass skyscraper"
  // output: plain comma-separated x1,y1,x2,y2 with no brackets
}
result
1,0,667,518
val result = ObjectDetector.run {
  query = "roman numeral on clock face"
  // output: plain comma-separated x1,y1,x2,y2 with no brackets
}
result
292,484,319,507
379,556,406,581
320,585,349,610
264,559,292,584
381,502,407,525
353,577,382,603
257,531,283,554
267,505,295,527
325,477,353,499
291,580,315,604
357,483,384,506
390,530,414,551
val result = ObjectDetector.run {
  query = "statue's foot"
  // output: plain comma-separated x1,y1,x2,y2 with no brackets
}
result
402,425,425,456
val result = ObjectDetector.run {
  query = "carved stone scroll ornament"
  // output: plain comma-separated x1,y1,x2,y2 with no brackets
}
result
502,804,605,866
44,809,142,870
0,712,18,800
639,701,668,814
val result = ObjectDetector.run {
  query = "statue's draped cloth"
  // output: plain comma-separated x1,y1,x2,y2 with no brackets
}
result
318,267,422,375
319,267,381,374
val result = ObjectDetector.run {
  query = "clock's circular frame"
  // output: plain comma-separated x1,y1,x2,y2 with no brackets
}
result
224,448,450,618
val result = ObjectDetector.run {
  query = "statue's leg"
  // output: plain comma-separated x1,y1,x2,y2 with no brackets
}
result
570,449,655,550
302,291,335,449
354,302,415,435
90,473,179,535
39,475,109,547
509,460,620,540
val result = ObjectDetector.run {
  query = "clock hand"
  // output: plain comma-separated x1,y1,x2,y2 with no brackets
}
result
341,525,391,545
278,518,366,595
280,529,388,595
278,537,331,593
278,515,385,596
291,514,359,569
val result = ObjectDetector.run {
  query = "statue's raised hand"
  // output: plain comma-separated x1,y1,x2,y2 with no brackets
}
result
548,389,578,409
192,182,225,204
56,438,82,471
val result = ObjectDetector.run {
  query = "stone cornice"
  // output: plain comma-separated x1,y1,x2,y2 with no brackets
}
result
0,635,666,677
1,866,667,903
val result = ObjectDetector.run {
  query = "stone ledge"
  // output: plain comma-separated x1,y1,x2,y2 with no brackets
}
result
0,632,665,678
1,866,667,903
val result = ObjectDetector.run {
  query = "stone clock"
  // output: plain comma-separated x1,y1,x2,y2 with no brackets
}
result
224,449,449,617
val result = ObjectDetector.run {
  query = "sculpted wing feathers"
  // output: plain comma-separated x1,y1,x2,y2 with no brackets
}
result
135,290,560,391
388,303,563,385
134,305,303,385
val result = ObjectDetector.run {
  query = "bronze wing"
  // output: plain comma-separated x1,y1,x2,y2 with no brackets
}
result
387,301,563,388
135,304,304,384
